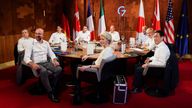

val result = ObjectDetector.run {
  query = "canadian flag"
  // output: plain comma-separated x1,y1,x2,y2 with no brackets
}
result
73,1,81,41
136,0,145,37
152,0,161,30
86,0,95,41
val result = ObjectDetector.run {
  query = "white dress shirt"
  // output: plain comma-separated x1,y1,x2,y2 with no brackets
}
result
109,31,120,42
24,39,57,64
136,33,148,45
144,37,155,50
95,46,114,66
75,31,90,42
17,37,34,52
49,32,67,44
148,41,170,67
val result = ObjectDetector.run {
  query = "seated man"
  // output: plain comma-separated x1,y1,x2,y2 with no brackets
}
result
142,28,155,51
75,26,91,43
131,30,170,93
16,29,34,84
17,29,34,53
24,28,62,103
136,26,148,47
135,28,156,63
49,26,67,46
109,25,120,42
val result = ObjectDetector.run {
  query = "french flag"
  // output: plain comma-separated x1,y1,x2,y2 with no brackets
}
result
86,0,95,41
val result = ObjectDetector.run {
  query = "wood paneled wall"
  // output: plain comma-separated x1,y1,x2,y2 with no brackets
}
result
0,32,52,63
0,0,63,63
0,0,192,63
0,35,19,63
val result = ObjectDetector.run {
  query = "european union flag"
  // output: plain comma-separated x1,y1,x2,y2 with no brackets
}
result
176,0,189,56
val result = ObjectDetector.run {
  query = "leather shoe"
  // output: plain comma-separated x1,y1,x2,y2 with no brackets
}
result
66,82,76,87
130,88,142,94
48,92,60,103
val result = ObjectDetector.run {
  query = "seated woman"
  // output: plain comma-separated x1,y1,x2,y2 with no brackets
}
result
73,31,115,104
78,31,114,72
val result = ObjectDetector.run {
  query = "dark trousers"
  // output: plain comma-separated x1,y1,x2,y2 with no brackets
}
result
133,63,144,88
16,52,25,85
71,59,93,84
37,62,62,92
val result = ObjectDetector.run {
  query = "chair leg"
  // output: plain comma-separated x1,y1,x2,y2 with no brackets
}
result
73,79,82,105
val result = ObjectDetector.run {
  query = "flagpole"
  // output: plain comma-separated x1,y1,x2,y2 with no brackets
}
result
92,0,96,40
84,0,86,25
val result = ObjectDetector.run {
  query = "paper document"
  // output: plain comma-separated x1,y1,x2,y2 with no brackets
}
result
87,43,95,55
130,48,144,52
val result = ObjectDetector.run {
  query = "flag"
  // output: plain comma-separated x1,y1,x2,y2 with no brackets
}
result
73,1,81,41
164,0,175,44
152,0,161,30
62,14,70,40
98,0,106,35
86,0,95,41
176,0,189,56
136,0,145,38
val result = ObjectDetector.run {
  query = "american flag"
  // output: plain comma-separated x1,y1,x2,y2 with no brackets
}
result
164,0,175,44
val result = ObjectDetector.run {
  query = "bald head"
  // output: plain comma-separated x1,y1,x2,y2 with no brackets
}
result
110,25,115,32
35,28,44,33
35,28,44,42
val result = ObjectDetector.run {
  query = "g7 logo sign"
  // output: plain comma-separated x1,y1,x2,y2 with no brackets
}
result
117,6,126,16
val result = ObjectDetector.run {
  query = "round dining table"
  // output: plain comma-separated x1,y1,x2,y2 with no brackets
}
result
56,47,139,77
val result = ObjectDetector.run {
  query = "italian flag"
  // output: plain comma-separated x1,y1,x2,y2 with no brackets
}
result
98,0,106,36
